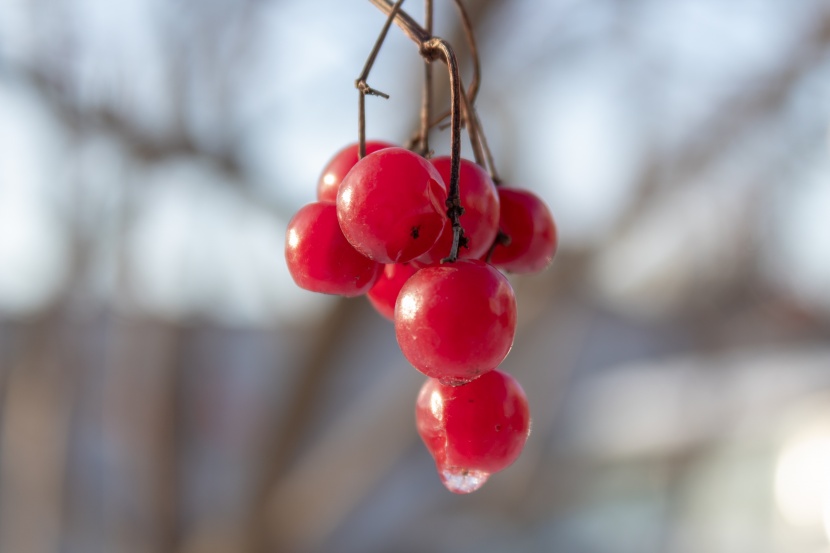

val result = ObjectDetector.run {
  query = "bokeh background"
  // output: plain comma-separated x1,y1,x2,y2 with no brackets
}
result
1,0,830,552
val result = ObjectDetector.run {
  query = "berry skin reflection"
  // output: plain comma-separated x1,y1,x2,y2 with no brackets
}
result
317,140,394,203
414,156,500,265
337,147,448,264
416,370,531,494
285,202,381,297
394,260,517,386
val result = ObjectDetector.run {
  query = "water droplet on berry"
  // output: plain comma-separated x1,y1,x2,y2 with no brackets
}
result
439,466,490,494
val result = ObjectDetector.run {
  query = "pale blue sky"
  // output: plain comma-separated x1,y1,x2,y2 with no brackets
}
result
0,0,827,323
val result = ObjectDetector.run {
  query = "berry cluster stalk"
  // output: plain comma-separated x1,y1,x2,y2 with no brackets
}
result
447,0,500,183
403,0,500,183
420,37,465,262
418,0,433,157
366,0,509,261
355,0,403,159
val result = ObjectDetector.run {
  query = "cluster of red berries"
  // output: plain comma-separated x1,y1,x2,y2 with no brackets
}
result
285,140,557,493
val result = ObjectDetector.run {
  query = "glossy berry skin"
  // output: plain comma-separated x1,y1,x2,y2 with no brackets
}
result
337,147,448,264
285,202,382,296
317,140,395,203
490,187,557,273
367,263,419,320
416,370,531,491
395,260,517,385
414,157,500,265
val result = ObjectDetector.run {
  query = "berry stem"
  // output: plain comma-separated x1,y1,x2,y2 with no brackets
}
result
454,0,481,107
421,0,481,137
445,1,504,183
358,91,366,158
368,0,430,44
448,1,498,182
460,84,486,168
485,230,511,263
356,0,404,159
421,37,466,263
472,108,501,184
367,0,469,261
418,0,433,157
453,0,487,169
381,0,495,182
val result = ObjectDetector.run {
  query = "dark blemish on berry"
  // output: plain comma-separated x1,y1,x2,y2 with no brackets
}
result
468,398,474,403
495,424,502,432
411,226,420,239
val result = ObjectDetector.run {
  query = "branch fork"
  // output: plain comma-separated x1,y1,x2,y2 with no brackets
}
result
363,0,506,262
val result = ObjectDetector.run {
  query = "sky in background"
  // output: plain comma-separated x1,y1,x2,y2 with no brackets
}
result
0,0,827,324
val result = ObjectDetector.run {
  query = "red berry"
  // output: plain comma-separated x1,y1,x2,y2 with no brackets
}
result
490,187,557,273
395,260,517,385
317,140,396,203
415,370,531,493
285,202,382,296
337,147,448,264
367,263,419,320
414,157,500,265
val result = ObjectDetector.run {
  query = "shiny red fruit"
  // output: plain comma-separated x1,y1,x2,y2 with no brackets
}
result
489,187,557,273
414,157,500,265
337,147,448,264
367,263,419,320
285,202,382,296
395,260,517,385
416,370,531,493
317,140,395,203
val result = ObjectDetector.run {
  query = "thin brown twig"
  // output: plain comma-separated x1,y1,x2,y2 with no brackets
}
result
444,0,492,172
485,229,510,262
428,0,482,131
356,0,404,159
421,37,467,262
460,84,486,167
400,0,492,173
368,0,430,43
368,0,467,261
454,0,481,105
418,0,433,156
472,106,501,183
